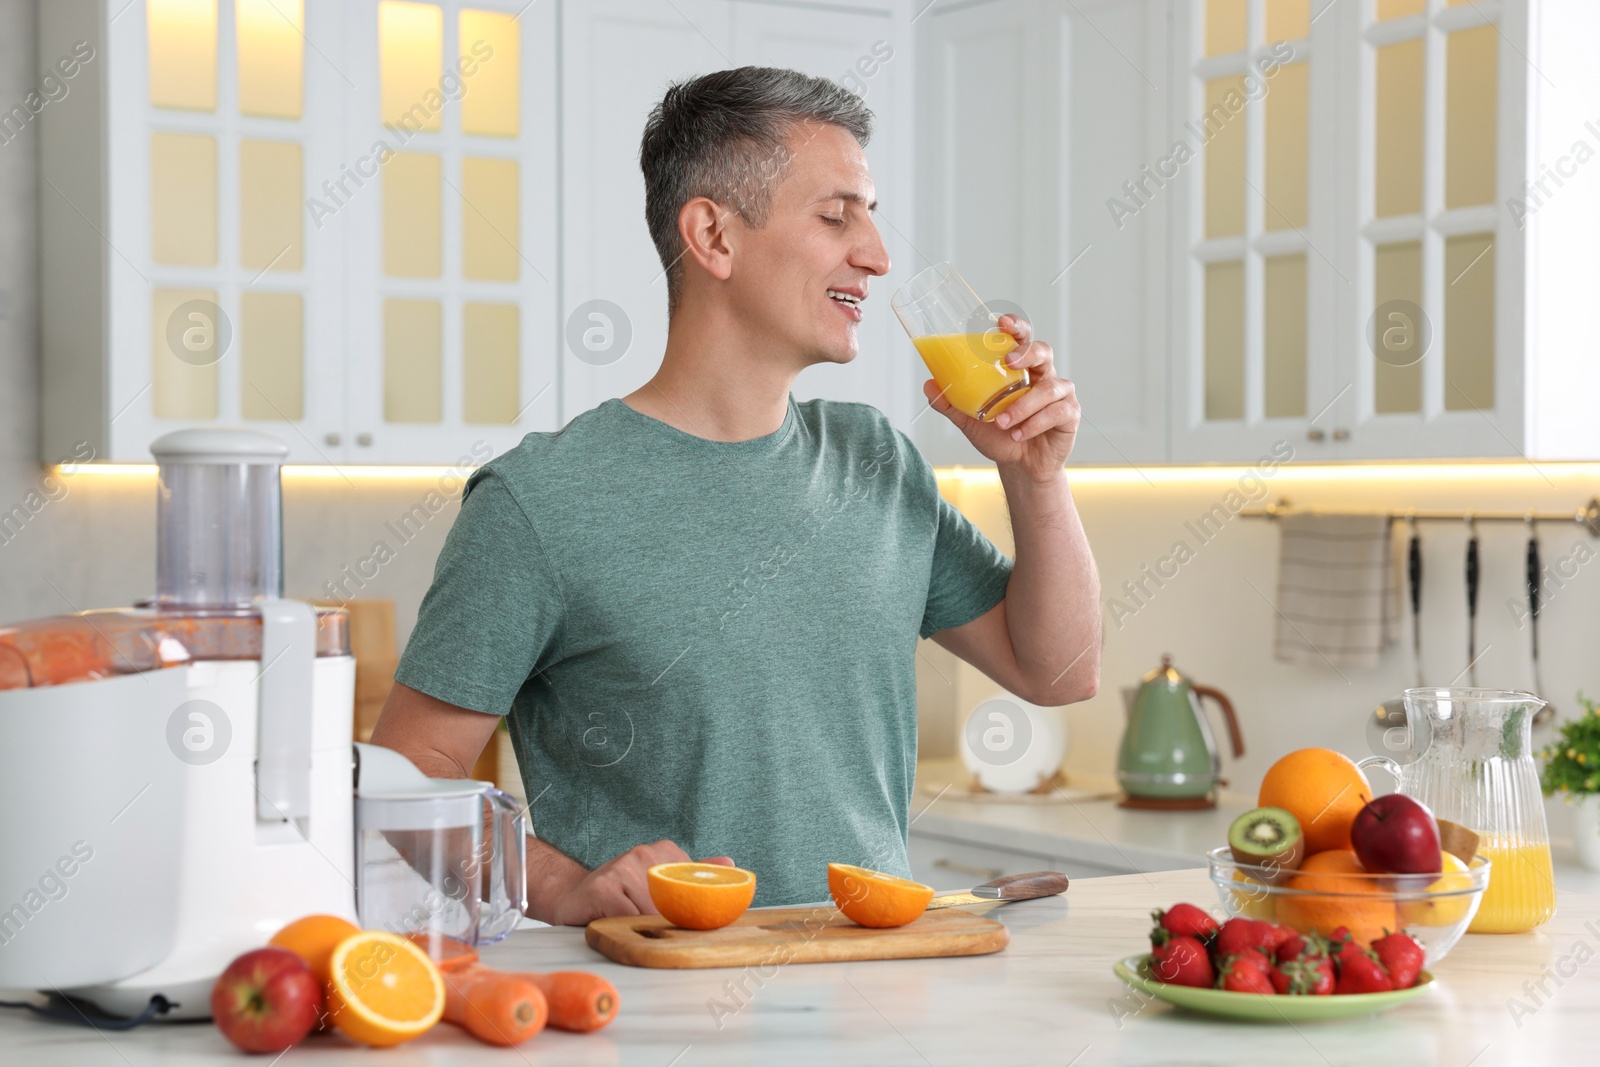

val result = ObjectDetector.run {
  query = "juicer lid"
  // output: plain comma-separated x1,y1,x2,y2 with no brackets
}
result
353,742,492,801
150,428,290,466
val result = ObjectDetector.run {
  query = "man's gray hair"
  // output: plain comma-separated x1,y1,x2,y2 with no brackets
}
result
639,66,873,318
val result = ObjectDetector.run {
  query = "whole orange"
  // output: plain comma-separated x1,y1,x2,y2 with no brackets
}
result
269,914,361,986
1276,849,1397,946
1258,748,1372,855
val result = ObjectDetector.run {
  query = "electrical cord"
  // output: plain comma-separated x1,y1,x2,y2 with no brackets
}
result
0,993,175,1030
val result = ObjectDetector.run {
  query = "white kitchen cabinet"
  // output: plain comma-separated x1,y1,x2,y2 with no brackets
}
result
913,0,1173,467
1169,0,1600,463
559,0,918,430
40,0,559,466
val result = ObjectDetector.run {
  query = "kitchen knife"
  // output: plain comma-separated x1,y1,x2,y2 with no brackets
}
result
926,871,1069,910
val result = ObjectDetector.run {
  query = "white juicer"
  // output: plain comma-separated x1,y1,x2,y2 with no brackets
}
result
0,429,358,1020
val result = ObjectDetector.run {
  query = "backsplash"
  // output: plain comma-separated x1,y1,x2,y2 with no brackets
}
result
923,463,1600,843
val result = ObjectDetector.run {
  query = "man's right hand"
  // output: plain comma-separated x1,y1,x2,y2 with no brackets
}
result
545,839,734,927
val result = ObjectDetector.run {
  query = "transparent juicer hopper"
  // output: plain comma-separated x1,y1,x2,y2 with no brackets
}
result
152,428,289,609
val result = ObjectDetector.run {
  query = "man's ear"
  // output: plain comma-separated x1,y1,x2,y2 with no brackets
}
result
677,196,736,284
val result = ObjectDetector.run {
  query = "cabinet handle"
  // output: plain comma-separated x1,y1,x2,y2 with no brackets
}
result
1306,428,1326,442
356,433,373,447
324,432,341,447
931,858,1005,881
1332,427,1350,441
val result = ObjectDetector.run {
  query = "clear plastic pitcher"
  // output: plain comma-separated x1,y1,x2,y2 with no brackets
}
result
353,744,528,958
1359,688,1555,934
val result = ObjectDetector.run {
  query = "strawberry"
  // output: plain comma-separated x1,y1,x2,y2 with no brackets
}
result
1371,932,1426,990
1334,947,1394,995
1213,918,1273,959
1150,904,1219,945
1274,930,1329,967
1217,954,1275,994
1271,955,1335,995
1261,924,1298,955
1150,934,1215,988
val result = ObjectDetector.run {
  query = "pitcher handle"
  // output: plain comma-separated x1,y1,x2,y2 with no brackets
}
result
1192,684,1245,759
477,787,528,944
1356,755,1403,786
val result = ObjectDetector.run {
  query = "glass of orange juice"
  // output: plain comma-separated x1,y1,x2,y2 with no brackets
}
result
891,262,1030,421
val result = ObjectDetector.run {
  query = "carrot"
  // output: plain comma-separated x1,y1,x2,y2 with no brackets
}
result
442,965,548,1047
510,970,619,1033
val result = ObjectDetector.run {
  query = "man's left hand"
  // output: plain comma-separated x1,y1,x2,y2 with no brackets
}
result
921,314,1078,481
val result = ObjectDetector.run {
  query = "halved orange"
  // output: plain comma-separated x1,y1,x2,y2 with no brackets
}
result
647,862,756,930
269,914,361,986
325,931,445,1047
828,864,935,928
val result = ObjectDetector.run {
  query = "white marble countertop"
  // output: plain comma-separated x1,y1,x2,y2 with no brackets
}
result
912,760,1600,893
5,868,1600,1065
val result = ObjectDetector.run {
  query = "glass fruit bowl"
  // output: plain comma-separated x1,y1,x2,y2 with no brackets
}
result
1206,847,1491,966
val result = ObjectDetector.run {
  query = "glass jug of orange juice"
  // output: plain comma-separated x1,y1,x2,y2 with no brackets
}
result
1360,688,1555,934
891,262,1031,422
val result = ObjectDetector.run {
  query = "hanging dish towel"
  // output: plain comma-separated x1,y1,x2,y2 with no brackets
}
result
1272,512,1399,669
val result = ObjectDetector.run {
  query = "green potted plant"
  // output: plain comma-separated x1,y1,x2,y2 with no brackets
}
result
1539,693,1600,872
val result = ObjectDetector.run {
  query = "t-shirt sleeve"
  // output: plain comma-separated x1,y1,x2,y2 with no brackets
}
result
394,468,564,716
894,431,1015,639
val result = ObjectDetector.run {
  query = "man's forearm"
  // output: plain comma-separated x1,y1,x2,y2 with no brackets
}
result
998,465,1101,703
524,837,589,925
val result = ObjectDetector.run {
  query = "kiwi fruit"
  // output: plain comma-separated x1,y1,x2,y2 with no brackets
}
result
1228,806,1304,883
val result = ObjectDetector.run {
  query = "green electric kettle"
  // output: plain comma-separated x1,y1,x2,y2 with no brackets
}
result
1116,654,1244,810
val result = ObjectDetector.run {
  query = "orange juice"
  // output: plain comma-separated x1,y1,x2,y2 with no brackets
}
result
912,332,1030,421
1469,843,1556,933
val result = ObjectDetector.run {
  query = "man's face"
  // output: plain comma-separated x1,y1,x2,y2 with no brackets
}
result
726,121,890,368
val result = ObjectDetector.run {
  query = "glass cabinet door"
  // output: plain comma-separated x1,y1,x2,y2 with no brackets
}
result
1172,0,1331,462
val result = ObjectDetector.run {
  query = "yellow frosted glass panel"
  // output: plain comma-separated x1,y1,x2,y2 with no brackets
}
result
148,0,217,110
380,1,444,131
1445,233,1495,411
384,299,442,423
1375,40,1424,218
237,0,304,118
462,157,519,281
384,152,442,277
152,288,219,420
1204,260,1245,421
150,132,217,266
1263,254,1307,418
1206,0,1247,56
1265,0,1308,41
240,291,303,421
463,303,519,424
1374,241,1422,414
1446,26,1497,209
1204,76,1247,239
1376,0,1425,17
1264,62,1308,231
459,9,519,137
239,140,303,272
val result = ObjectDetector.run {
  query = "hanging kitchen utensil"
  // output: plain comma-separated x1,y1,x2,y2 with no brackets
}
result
1372,516,1423,748
1465,514,1480,686
1526,516,1555,727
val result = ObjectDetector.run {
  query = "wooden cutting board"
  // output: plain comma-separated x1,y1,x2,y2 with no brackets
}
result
586,905,1010,969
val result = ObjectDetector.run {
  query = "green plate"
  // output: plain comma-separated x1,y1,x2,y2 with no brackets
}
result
1113,955,1435,1022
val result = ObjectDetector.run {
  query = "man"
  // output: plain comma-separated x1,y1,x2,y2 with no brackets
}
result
371,67,1100,924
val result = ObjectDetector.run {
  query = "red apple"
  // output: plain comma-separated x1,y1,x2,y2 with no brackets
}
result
1350,794,1443,876
211,947,324,1054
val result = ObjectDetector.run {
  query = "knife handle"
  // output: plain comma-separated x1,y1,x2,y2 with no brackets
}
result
972,871,1070,900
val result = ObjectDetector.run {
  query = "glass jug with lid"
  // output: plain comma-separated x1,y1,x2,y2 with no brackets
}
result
353,743,528,959
1359,688,1554,934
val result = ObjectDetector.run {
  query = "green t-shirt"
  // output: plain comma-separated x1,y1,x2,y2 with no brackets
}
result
396,396,1013,906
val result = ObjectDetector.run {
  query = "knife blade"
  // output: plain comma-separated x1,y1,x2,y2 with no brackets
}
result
927,871,1069,910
